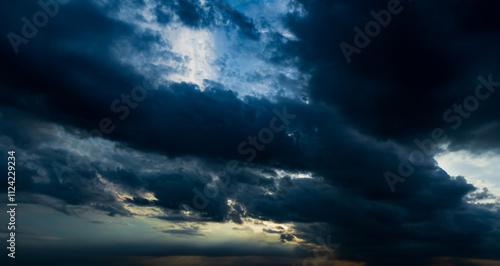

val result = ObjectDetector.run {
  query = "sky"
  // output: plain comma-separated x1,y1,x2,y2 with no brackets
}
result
1,0,500,265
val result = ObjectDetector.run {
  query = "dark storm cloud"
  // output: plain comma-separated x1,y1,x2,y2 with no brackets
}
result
1,1,500,266
283,0,500,153
265,0,500,264
240,175,498,265
0,0,293,162
0,111,133,217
